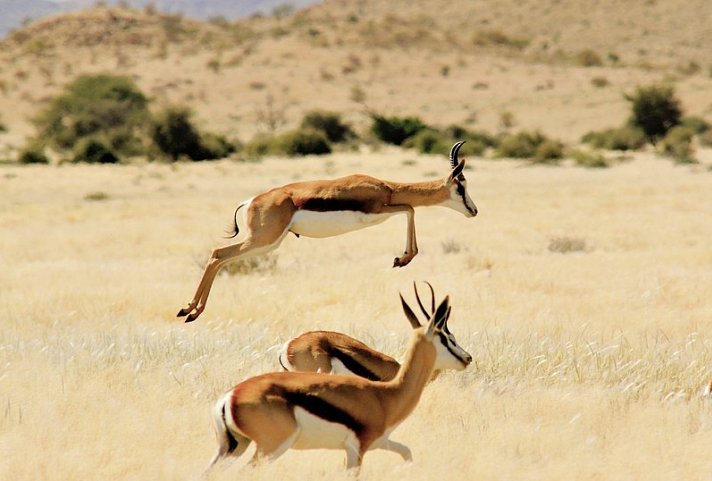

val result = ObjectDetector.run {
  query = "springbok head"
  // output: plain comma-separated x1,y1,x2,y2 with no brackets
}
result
445,141,478,218
400,281,472,371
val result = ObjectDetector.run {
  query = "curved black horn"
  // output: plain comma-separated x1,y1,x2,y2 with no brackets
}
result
413,281,435,318
449,140,466,169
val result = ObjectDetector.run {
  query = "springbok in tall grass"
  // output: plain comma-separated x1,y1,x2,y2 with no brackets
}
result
205,292,471,475
278,282,449,383
178,141,477,322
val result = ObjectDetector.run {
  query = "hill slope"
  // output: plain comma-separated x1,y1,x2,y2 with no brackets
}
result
0,0,710,158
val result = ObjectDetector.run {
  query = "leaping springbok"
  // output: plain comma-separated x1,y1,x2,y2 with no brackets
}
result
177,141,477,322
278,282,448,383
205,292,471,475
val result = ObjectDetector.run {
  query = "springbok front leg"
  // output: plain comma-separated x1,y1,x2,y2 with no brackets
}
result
381,204,417,267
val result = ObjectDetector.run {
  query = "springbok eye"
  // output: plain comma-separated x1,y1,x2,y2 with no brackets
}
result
456,183,465,196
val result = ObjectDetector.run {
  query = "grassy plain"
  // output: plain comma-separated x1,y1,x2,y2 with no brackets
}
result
2,150,712,480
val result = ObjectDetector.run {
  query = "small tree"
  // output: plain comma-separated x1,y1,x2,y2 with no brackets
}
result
33,74,150,151
626,84,682,142
151,106,235,161
150,106,203,160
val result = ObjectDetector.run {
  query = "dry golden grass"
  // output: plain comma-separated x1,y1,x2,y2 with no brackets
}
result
2,150,712,480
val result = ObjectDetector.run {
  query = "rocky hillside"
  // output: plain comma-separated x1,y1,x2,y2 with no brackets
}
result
0,0,710,157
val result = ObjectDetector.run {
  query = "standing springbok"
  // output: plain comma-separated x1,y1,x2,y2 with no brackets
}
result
178,141,477,322
205,293,471,474
278,282,445,383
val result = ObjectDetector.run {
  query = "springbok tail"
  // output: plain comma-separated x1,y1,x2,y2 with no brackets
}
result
278,342,294,371
211,394,239,461
225,202,247,239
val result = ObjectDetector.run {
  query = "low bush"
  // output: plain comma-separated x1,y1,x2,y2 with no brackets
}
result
72,137,120,164
581,126,646,151
300,110,354,143
495,130,548,159
403,124,497,156
448,125,497,155
532,140,564,164
242,128,331,158
548,236,587,253
403,128,452,155
568,149,609,168
576,49,603,67
680,116,709,134
370,114,426,145
242,135,275,159
279,128,331,156
17,144,49,164
658,126,696,164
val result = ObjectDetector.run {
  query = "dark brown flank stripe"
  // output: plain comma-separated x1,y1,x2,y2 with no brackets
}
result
328,347,383,382
282,390,365,435
297,198,370,213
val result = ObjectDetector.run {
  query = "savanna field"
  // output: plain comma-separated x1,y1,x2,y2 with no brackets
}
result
2,0,712,479
2,149,712,480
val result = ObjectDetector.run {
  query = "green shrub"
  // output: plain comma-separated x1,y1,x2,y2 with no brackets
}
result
448,125,497,155
658,126,696,164
680,116,709,134
243,135,275,159
370,114,427,145
72,137,120,164
278,128,331,156
576,49,603,67
581,125,646,151
404,128,452,154
699,129,712,147
548,236,587,253
532,140,564,164
17,144,49,164
33,74,149,152
569,149,609,168
403,124,496,156
495,130,547,158
625,84,683,142
300,110,354,143
150,106,234,161
200,132,237,159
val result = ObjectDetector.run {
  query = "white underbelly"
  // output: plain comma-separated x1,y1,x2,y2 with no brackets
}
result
292,407,359,450
289,210,394,238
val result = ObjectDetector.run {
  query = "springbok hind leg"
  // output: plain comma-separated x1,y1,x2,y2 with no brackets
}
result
177,221,291,323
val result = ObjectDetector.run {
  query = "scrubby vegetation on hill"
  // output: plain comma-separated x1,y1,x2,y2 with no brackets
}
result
22,73,236,163
0,1,710,167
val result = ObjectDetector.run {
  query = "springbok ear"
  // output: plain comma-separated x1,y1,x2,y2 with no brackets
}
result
426,296,450,336
448,158,466,183
400,293,422,329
